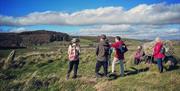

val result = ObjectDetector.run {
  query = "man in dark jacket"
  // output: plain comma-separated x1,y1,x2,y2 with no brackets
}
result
95,34,110,77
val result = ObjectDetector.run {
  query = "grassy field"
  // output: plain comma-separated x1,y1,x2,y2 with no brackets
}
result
0,38,180,91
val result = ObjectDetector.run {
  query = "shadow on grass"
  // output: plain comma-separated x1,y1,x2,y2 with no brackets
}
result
0,72,17,80
125,67,149,76
106,67,149,81
165,65,180,72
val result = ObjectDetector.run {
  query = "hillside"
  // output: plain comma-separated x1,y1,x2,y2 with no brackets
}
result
0,30,70,49
0,38,180,91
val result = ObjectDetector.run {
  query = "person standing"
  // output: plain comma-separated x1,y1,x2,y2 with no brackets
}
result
67,38,80,79
95,34,111,77
111,36,128,77
153,37,165,73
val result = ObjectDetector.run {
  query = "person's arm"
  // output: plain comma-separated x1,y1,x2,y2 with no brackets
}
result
77,45,80,54
134,51,137,57
153,45,156,56
68,45,71,55
111,43,117,48
107,43,111,55
142,51,145,56
135,51,141,58
96,44,99,56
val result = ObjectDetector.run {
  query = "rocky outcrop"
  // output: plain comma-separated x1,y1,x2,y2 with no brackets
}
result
0,30,70,48
2,50,16,69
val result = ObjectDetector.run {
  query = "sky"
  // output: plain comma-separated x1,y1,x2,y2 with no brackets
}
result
0,0,180,40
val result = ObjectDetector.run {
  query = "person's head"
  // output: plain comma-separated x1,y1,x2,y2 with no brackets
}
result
71,38,80,45
155,37,161,42
115,36,121,42
137,45,142,50
100,34,107,41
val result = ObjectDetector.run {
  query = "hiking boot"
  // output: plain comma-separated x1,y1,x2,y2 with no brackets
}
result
120,74,125,77
95,74,102,78
108,73,118,80
103,73,109,77
159,70,163,73
72,75,77,79
66,74,70,80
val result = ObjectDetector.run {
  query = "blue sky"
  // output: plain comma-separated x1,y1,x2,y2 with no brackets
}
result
0,0,180,40
1,0,179,16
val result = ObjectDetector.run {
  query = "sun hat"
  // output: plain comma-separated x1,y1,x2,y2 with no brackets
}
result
71,38,80,43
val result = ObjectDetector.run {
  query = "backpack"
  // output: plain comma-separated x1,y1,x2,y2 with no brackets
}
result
68,45,79,61
98,45,110,57
119,44,128,54
160,46,165,54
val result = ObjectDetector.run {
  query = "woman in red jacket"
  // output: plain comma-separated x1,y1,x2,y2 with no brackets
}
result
153,37,165,73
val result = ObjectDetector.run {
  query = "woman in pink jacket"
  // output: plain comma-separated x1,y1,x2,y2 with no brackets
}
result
134,46,145,65
67,38,80,79
153,37,165,73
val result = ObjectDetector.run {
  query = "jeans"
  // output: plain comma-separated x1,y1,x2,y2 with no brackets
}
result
156,58,163,73
119,60,125,76
95,60,108,76
112,58,124,76
67,60,79,76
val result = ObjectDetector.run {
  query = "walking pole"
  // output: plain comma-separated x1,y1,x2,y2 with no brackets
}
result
149,55,153,68
137,60,139,73
124,60,126,73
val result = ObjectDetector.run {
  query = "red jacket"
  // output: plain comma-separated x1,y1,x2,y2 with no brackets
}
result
111,41,125,60
153,42,165,59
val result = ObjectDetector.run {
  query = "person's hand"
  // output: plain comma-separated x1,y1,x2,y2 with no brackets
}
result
113,57,118,61
152,53,154,56
123,60,126,63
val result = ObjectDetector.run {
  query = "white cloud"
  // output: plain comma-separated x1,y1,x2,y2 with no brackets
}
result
0,3,180,26
78,24,180,40
1,3,180,40
165,28,180,33
80,24,131,33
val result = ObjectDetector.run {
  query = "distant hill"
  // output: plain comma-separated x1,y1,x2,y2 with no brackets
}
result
0,30,70,49
73,36,150,43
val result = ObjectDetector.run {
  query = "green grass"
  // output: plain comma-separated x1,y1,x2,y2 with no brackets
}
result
0,38,180,91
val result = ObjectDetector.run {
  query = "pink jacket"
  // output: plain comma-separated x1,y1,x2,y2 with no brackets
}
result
153,42,165,59
134,50,144,59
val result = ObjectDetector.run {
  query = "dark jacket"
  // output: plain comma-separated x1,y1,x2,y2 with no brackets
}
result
96,40,110,61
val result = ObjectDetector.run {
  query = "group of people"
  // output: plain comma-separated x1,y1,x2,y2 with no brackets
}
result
66,35,166,79
133,37,165,73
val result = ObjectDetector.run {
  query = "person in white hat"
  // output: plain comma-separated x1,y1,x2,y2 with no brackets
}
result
134,45,145,65
153,37,165,73
67,38,80,79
